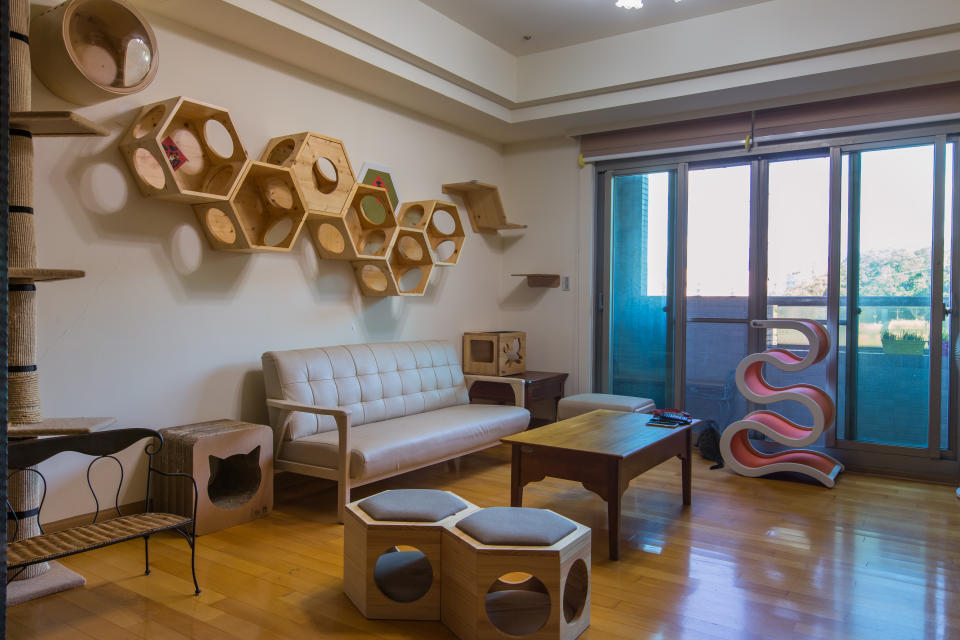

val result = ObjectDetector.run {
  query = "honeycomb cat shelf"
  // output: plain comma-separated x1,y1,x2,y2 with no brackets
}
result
719,319,844,488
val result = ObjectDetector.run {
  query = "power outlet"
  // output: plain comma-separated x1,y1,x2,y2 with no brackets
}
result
562,276,570,291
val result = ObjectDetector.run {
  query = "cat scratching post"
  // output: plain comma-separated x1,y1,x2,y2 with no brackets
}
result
154,420,273,535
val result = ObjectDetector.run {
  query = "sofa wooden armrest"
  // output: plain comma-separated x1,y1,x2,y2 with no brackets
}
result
266,398,352,520
464,374,525,408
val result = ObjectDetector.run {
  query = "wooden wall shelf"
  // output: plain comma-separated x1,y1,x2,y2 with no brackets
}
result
512,273,561,288
441,181,526,234
9,416,116,437
9,268,86,282
10,111,109,137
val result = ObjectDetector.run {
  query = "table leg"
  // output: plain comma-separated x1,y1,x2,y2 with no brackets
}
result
607,461,622,561
510,445,524,507
681,428,692,506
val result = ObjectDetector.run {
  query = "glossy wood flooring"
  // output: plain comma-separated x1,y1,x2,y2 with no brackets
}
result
8,445,960,640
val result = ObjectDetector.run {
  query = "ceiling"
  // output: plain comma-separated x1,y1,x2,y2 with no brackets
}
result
417,0,773,54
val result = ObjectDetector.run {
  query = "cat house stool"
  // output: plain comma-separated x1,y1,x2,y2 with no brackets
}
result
344,489,476,620
442,507,591,640
154,420,273,535
556,393,655,421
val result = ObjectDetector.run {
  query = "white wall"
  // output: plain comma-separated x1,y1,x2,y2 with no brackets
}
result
29,10,507,522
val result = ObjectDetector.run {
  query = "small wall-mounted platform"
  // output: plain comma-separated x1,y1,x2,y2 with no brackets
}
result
193,161,307,252
513,274,561,288
261,132,356,216
441,181,525,234
10,111,108,137
119,96,248,204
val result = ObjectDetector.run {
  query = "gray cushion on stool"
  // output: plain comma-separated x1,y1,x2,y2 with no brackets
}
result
358,489,468,522
557,393,656,420
456,507,576,546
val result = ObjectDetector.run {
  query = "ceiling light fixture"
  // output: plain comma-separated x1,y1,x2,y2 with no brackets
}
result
615,0,681,8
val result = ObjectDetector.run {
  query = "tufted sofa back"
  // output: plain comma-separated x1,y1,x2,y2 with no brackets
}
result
262,341,469,444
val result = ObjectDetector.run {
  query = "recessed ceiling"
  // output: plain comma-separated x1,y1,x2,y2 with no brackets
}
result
418,0,773,55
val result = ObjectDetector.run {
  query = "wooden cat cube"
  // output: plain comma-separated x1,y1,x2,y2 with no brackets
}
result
154,420,273,535
441,507,591,640
463,331,526,376
344,489,477,620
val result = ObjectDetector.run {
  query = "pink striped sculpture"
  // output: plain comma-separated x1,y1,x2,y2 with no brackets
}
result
719,319,843,488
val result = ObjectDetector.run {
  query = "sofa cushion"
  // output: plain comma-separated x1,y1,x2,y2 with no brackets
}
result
262,341,470,443
280,404,530,480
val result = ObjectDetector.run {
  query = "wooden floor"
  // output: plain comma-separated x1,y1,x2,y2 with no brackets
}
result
8,445,960,640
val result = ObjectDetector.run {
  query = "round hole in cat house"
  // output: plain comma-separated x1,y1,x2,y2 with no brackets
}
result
204,207,237,245
169,125,206,179
361,229,387,256
563,559,588,623
317,223,345,255
435,239,456,262
360,195,387,225
397,235,423,262
360,264,389,292
132,147,165,189
374,545,433,603
430,209,457,235
402,205,424,227
262,176,294,210
133,104,165,139
313,157,338,194
203,119,234,159
485,572,551,636
202,164,235,196
207,446,263,510
398,267,424,293
264,217,294,247
265,138,296,165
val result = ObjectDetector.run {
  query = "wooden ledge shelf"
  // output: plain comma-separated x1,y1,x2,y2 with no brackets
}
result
441,181,526,234
10,111,109,137
512,273,561,288
9,268,86,282
9,416,117,437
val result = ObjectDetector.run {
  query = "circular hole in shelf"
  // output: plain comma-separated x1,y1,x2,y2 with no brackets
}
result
397,235,423,262
317,223,345,255
401,205,424,227
398,267,425,293
203,164,235,196
264,217,294,247
430,209,457,235
374,545,433,602
313,157,339,194
133,104,165,139
563,559,588,624
170,125,205,177
360,264,389,292
360,194,387,225
262,176,294,209
362,229,387,256
133,147,165,189
485,572,550,636
204,207,237,245
203,119,235,159
434,240,456,263
265,138,296,165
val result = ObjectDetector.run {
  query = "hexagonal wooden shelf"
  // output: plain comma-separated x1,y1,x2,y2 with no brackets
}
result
388,229,435,296
397,200,466,266
193,161,307,253
308,183,398,262
120,96,248,203
352,259,400,297
261,132,356,216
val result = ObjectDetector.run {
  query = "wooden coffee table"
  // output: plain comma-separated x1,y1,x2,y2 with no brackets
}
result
501,409,695,561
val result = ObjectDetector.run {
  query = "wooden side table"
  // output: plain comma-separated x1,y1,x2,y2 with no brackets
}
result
468,371,568,427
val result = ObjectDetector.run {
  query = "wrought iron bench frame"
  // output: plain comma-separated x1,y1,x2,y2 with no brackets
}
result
7,427,200,594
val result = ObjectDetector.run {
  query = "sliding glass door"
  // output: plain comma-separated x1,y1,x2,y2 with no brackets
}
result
598,129,960,473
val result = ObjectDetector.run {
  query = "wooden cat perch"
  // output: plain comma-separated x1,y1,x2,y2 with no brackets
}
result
441,181,526,234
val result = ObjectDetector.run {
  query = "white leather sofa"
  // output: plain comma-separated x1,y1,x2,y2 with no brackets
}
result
261,340,529,520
